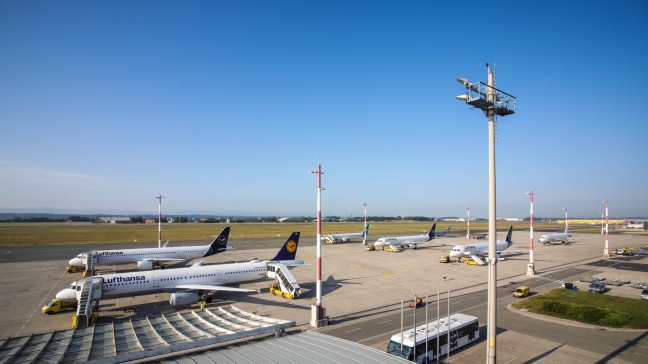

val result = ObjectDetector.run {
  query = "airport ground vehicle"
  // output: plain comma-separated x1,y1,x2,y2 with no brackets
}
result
439,255,450,263
386,313,479,362
65,265,84,273
42,299,77,315
614,247,636,256
463,257,479,265
513,286,530,298
588,281,607,294
641,287,648,301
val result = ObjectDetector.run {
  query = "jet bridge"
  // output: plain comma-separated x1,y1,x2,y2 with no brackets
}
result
266,264,301,299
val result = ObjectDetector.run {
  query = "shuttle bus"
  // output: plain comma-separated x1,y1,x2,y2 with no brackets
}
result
386,313,479,362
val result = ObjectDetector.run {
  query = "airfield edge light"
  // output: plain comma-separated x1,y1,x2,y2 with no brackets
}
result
456,63,516,364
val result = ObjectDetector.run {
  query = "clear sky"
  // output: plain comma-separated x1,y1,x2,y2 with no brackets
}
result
1,1,647,218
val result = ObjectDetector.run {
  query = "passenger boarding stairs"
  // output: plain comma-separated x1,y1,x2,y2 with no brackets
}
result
266,264,301,299
75,277,103,328
82,251,98,277
470,255,486,266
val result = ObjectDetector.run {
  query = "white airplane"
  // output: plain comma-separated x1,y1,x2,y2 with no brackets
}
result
372,223,437,250
67,227,233,271
449,226,514,262
435,226,452,237
55,232,303,307
539,225,571,245
322,224,369,244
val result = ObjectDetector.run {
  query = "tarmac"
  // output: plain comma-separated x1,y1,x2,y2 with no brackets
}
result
1,228,647,363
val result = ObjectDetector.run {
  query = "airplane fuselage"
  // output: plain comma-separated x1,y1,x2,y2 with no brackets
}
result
323,232,363,243
373,234,429,248
69,246,210,267
450,240,511,258
539,232,570,244
57,260,271,302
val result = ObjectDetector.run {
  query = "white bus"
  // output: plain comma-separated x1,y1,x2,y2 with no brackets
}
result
386,313,479,362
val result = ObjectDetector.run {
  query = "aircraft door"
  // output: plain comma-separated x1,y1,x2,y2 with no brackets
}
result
91,278,103,299
152,273,159,288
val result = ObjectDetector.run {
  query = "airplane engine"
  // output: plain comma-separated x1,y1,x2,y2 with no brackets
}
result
136,260,154,271
408,244,417,249
169,292,199,307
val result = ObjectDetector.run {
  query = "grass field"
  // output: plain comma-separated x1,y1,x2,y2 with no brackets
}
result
0,220,636,247
512,289,648,329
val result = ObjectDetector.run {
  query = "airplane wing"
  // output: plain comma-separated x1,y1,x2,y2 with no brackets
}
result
175,284,258,293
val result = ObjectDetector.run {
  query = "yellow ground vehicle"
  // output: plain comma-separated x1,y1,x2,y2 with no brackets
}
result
269,283,295,299
513,286,530,298
65,265,85,273
42,299,77,315
464,258,478,265
439,255,450,263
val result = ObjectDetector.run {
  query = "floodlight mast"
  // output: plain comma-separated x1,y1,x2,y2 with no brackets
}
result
525,190,535,276
456,63,516,364
309,163,327,327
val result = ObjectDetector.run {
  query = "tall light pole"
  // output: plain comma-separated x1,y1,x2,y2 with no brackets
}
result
603,199,610,257
599,210,604,234
525,190,535,276
363,203,368,245
155,194,165,248
466,208,471,239
309,163,327,327
457,63,516,364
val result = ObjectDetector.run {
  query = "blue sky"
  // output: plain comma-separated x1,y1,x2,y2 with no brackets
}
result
1,1,647,218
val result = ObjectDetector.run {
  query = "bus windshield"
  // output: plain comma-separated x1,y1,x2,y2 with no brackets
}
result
387,340,411,359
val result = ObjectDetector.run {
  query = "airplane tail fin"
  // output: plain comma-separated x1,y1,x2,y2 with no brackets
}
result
428,223,437,240
361,224,370,237
505,226,514,245
271,232,300,261
205,226,231,257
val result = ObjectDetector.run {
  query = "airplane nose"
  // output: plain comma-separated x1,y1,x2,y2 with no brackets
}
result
56,288,76,302
69,258,82,266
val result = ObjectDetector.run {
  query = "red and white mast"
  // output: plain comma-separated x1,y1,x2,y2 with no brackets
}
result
156,194,165,248
309,163,326,327
525,190,535,276
603,199,609,257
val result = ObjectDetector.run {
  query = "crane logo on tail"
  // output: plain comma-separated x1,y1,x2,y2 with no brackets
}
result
286,240,297,253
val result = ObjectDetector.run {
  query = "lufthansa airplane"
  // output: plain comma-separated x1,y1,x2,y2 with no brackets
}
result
67,227,232,271
55,232,302,307
539,225,571,245
372,223,437,250
322,224,370,244
449,226,514,261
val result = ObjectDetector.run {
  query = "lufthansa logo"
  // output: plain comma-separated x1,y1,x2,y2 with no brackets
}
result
286,240,297,253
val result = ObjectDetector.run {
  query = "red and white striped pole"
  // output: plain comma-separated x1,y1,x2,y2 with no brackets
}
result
309,163,326,326
156,194,165,248
525,190,535,276
603,199,609,257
